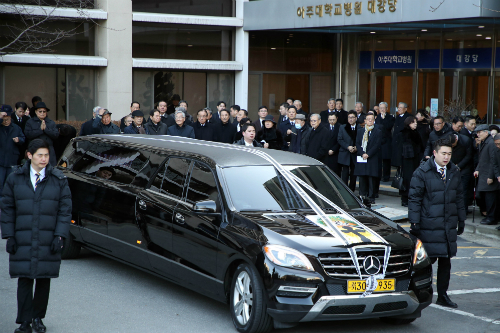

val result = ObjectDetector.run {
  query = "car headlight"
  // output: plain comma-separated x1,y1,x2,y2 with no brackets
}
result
264,245,314,271
413,239,428,265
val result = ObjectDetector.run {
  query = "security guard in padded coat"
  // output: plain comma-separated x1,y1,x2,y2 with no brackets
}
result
1,139,72,333
408,138,466,309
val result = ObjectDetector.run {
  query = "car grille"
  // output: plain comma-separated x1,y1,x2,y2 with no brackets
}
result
319,248,412,279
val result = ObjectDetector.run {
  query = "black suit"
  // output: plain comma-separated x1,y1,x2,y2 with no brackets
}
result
355,125,383,200
356,112,366,125
324,124,341,176
375,114,395,181
320,109,347,125
193,122,216,141
455,131,475,209
253,119,264,133
279,119,295,151
11,114,30,164
338,124,359,192
305,125,330,162
392,112,411,164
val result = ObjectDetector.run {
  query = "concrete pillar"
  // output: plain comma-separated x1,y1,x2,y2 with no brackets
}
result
96,0,132,120
234,0,249,109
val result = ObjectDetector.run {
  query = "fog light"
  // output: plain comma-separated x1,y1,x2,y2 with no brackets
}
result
137,240,142,244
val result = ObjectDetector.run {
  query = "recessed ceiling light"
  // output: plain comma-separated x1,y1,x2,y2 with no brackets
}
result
187,45,193,47
377,41,382,43
370,31,376,34
447,39,453,41
421,29,427,32
477,34,482,36
410,40,414,42
271,47,276,50
486,37,492,39
479,26,485,28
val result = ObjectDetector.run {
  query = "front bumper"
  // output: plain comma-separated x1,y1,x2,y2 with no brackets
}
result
267,289,432,323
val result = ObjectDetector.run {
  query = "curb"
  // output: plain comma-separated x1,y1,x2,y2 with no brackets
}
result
464,223,500,241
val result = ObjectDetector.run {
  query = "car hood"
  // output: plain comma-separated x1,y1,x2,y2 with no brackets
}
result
237,208,414,255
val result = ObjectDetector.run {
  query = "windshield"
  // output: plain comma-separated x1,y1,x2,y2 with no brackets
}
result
223,165,361,212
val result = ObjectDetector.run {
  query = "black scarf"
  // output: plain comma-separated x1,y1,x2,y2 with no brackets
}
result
345,124,357,143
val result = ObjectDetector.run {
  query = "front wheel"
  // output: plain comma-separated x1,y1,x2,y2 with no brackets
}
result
379,317,417,325
230,263,273,333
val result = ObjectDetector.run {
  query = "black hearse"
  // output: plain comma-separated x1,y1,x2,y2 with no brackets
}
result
59,135,433,333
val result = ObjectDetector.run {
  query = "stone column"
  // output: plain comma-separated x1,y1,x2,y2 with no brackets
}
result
95,0,133,120
234,0,249,109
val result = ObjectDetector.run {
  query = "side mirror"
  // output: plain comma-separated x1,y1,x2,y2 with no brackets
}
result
194,200,219,216
359,196,372,208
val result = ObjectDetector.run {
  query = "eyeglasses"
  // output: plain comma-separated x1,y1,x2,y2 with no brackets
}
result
36,110,47,113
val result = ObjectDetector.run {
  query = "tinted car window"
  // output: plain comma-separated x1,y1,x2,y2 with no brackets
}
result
131,152,168,188
154,157,191,198
223,165,360,211
71,142,150,186
185,162,219,206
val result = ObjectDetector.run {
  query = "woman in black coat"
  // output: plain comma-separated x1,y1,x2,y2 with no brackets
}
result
256,115,283,150
416,109,431,151
395,116,422,207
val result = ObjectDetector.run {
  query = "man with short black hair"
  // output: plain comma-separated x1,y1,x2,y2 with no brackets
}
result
253,106,269,132
236,110,249,132
409,138,466,309
338,111,359,191
120,101,141,131
424,116,452,159
278,103,289,125
279,105,297,151
0,105,25,197
233,123,263,147
145,110,168,135
325,113,341,176
1,139,72,333
320,98,347,125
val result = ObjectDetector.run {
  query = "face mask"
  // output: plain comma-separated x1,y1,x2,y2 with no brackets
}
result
295,123,302,129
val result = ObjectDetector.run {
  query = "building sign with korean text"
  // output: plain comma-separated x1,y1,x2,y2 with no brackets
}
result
297,0,397,19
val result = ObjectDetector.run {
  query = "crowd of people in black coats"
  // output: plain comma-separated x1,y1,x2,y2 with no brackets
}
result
2,95,499,230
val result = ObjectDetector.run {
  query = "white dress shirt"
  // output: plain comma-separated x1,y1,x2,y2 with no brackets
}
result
30,165,46,191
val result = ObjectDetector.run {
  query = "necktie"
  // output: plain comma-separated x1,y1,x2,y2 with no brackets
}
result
439,167,445,183
291,122,294,125
331,125,333,131
35,173,41,189
352,126,355,130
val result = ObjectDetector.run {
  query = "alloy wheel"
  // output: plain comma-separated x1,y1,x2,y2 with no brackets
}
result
233,270,253,325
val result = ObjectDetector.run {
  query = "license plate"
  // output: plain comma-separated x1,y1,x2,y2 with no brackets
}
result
347,278,395,293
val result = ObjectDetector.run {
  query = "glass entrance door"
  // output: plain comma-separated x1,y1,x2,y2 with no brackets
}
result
462,72,490,122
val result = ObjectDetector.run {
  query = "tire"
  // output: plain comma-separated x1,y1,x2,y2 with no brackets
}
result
61,234,81,259
229,263,273,333
379,317,417,325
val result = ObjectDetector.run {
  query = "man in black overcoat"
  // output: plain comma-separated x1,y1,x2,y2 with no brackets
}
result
23,102,60,167
391,102,411,165
320,98,348,125
338,111,359,192
324,113,341,176
423,116,452,159
354,114,382,203
450,133,473,214
1,139,72,333
473,125,500,225
409,138,466,309
375,102,395,181
193,109,216,141
305,114,330,162
354,102,366,125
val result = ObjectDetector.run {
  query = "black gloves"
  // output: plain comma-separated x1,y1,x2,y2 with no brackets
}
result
409,224,420,238
457,222,465,236
6,238,17,255
51,236,64,254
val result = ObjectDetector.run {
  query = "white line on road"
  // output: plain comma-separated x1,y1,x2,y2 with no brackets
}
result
433,288,500,296
430,304,500,325
453,256,500,260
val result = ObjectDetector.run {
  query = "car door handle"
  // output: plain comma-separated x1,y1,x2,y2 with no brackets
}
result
175,213,185,224
138,200,147,211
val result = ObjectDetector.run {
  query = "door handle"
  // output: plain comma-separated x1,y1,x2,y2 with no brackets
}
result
175,213,185,224
138,200,147,210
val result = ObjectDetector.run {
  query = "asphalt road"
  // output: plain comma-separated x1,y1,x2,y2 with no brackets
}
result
1,219,499,332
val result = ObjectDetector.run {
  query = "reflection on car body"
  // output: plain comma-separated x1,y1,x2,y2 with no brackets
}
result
59,135,433,332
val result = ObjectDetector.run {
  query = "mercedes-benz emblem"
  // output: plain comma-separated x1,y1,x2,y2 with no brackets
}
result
363,256,381,275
